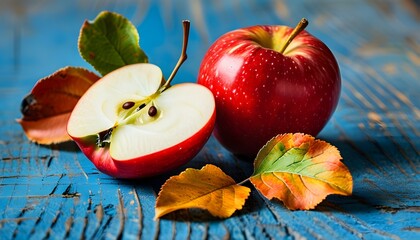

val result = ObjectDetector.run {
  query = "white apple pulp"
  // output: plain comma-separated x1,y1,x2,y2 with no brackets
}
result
68,63,215,161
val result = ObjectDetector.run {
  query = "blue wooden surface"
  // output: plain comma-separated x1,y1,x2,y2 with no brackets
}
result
1,0,419,239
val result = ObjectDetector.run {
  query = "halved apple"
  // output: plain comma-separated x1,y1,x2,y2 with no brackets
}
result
67,21,216,178
67,63,215,178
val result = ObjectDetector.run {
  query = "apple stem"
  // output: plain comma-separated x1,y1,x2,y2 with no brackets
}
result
160,20,190,91
278,18,308,54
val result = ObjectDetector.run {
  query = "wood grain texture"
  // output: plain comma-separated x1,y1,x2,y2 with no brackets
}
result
0,0,419,239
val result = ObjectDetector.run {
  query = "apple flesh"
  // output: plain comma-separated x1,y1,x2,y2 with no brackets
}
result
67,63,215,178
198,21,340,158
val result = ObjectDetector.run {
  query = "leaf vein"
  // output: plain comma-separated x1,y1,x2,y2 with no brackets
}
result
271,172,299,200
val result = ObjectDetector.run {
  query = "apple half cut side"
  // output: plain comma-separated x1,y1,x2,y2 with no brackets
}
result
67,63,216,178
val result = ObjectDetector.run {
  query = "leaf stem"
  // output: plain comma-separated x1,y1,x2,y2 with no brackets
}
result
160,20,190,92
278,18,308,54
237,178,250,186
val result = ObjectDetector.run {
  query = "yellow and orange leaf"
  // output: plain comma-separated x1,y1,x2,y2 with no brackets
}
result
250,133,353,210
18,67,100,144
155,164,251,219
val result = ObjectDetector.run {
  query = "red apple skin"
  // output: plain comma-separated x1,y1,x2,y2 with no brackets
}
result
70,109,215,179
198,25,341,158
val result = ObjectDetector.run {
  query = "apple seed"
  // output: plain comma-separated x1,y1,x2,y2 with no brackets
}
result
148,105,158,117
137,103,146,111
122,101,135,109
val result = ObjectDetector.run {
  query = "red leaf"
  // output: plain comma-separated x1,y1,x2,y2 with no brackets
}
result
18,67,100,144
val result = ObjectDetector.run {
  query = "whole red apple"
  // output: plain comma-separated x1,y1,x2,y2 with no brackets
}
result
198,19,341,158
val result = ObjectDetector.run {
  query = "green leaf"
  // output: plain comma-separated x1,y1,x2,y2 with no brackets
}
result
78,11,148,76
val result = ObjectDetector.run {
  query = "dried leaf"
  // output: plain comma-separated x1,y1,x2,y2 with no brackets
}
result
250,133,353,210
155,164,251,219
18,67,100,144
78,11,148,76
